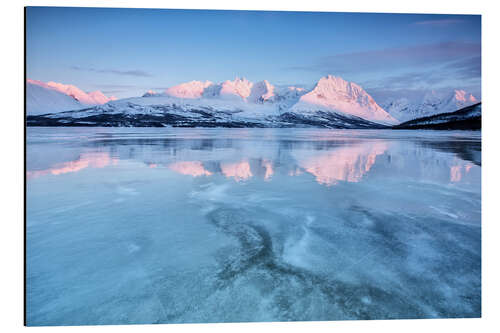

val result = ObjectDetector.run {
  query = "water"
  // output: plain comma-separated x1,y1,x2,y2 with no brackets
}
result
26,127,481,325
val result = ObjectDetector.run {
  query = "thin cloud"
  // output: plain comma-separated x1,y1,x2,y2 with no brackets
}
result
444,56,481,78
359,54,481,103
362,70,446,92
95,84,138,89
288,41,481,75
362,57,481,92
71,66,153,77
92,84,145,95
367,85,481,105
414,19,465,27
101,90,126,94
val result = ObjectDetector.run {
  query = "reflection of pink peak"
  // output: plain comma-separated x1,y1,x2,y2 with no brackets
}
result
300,142,388,186
450,163,474,182
288,168,303,177
220,77,253,100
293,75,397,125
221,161,253,181
28,79,115,105
165,80,213,99
453,89,477,104
262,160,274,180
169,161,212,177
27,152,118,179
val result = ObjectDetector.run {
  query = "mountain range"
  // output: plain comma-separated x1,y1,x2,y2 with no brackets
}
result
394,102,481,130
26,76,480,128
382,89,478,122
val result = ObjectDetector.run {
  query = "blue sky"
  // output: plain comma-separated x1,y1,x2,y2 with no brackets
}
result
26,7,481,100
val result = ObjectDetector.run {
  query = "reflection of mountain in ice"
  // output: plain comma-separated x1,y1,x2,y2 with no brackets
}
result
26,128,481,325
28,133,478,188
295,142,388,185
27,140,479,187
169,161,212,177
160,142,389,186
27,152,118,179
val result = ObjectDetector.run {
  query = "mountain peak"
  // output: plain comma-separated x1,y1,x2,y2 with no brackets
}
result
28,79,114,105
165,80,213,99
318,74,343,85
248,80,275,103
293,75,397,125
88,90,116,104
383,88,480,122
220,77,253,100
26,79,84,115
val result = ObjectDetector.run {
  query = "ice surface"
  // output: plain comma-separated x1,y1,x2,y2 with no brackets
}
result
26,128,481,325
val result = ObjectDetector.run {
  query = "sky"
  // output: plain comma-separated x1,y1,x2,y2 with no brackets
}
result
26,7,481,101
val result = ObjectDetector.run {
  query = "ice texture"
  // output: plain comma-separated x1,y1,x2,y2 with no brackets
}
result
26,128,481,325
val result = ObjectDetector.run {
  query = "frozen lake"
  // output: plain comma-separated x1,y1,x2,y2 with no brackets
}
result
26,127,481,325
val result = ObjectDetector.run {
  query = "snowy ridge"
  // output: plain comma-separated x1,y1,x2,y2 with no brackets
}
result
394,102,481,130
383,89,478,122
43,80,116,105
26,80,85,115
27,79,117,115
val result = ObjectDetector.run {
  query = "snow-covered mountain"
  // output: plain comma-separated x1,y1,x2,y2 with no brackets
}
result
27,80,84,115
248,80,275,104
290,75,397,125
27,75,479,128
26,79,117,115
165,80,213,99
382,89,478,122
218,77,253,100
395,102,481,130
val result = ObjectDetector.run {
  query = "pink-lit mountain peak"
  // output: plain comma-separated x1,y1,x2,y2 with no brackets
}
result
220,77,254,100
28,79,115,105
162,77,285,105
46,81,91,103
165,80,213,99
309,75,370,102
293,75,398,125
453,89,477,103
88,90,117,104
